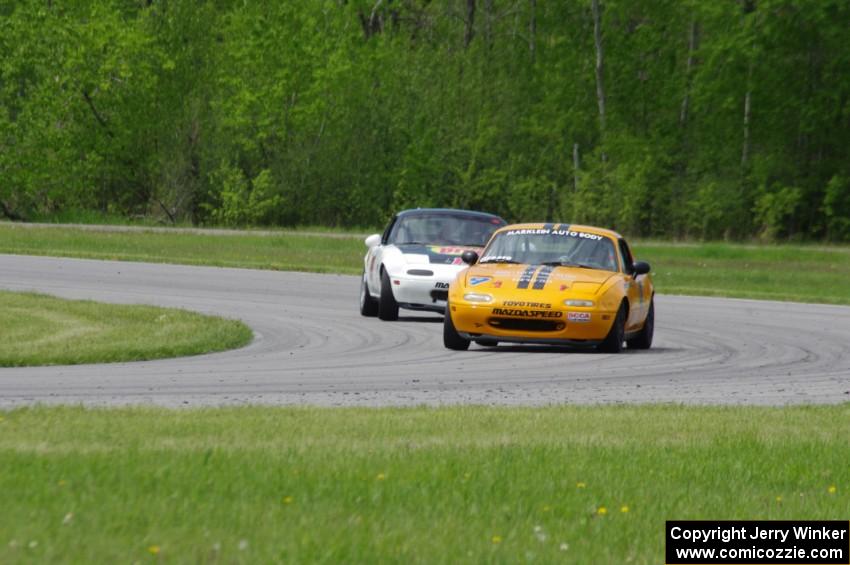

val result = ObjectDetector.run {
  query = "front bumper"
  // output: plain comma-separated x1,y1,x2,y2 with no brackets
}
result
449,302,615,343
389,274,452,312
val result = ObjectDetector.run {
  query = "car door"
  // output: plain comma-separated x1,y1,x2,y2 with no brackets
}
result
618,238,645,330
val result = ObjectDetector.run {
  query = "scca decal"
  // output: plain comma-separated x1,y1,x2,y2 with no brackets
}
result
567,312,591,323
470,276,491,286
491,308,563,318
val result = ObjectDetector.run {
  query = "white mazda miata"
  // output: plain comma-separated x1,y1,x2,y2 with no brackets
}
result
360,208,506,320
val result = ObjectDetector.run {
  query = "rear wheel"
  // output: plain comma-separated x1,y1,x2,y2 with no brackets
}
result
627,299,654,350
598,302,626,353
359,271,378,317
443,304,470,350
378,269,399,321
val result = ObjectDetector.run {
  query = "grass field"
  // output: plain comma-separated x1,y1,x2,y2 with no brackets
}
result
0,223,364,274
637,242,850,304
3,223,850,305
0,405,846,563
0,291,252,366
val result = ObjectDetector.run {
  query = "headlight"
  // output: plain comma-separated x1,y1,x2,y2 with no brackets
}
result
464,293,493,303
563,299,594,307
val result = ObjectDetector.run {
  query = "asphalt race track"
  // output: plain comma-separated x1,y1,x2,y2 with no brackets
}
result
1,254,849,407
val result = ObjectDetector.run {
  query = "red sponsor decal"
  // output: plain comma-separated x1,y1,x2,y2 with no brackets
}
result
431,246,481,256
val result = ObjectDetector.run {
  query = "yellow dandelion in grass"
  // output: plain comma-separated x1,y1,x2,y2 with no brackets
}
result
620,506,629,514
576,482,586,488
147,545,160,555
597,506,607,515
491,535,502,544
542,505,551,512
828,485,837,494
776,496,783,503
282,496,294,505
376,473,386,481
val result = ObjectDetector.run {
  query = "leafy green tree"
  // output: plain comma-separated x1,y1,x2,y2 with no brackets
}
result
1,0,848,240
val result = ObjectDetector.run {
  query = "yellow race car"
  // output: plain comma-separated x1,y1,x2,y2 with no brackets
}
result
444,223,654,353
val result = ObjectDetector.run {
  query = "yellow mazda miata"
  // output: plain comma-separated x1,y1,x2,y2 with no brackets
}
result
444,223,654,353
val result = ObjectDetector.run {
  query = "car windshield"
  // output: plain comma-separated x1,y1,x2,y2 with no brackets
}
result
480,228,619,272
388,213,504,247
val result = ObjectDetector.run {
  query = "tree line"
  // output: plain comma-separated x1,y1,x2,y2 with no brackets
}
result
1,0,849,240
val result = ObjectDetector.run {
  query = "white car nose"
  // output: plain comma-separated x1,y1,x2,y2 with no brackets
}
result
404,254,431,264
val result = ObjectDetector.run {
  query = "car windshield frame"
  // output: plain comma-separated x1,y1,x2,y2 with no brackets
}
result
479,228,621,273
387,213,505,247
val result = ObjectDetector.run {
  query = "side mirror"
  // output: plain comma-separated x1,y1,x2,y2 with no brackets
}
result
364,234,381,248
461,250,479,265
633,261,651,276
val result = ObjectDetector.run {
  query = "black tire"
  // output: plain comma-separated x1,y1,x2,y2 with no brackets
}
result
475,339,498,347
359,271,378,317
598,302,626,353
443,304,470,350
627,298,654,350
378,268,399,321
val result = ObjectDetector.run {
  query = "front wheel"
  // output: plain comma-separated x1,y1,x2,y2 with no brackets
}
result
627,299,654,350
359,271,378,317
443,305,470,350
475,339,498,347
598,302,626,353
378,269,399,321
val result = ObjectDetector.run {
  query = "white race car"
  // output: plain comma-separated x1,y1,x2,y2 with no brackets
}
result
360,208,506,320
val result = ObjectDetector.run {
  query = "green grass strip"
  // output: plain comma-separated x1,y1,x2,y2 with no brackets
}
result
0,405,847,563
0,223,365,274
3,224,850,305
0,291,252,366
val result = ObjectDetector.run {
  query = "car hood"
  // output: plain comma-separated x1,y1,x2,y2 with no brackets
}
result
462,263,616,295
395,244,483,265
